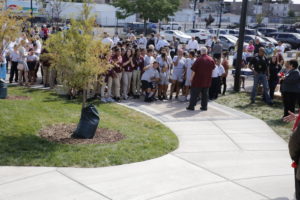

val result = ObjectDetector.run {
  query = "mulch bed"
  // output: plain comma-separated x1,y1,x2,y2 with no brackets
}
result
39,124,125,145
3,96,31,100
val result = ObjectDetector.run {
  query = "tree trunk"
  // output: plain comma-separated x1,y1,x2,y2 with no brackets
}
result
82,89,87,109
116,18,118,34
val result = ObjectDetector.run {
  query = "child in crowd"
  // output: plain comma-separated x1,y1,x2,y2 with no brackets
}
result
141,61,160,102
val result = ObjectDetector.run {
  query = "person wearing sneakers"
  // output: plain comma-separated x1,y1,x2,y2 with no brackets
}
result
141,61,160,102
156,47,172,100
170,49,186,100
110,48,123,102
186,47,215,111
122,49,134,100
209,58,225,100
132,48,144,98
183,51,196,101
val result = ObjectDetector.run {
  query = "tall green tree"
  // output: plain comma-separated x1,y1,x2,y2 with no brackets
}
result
45,3,112,108
112,0,180,34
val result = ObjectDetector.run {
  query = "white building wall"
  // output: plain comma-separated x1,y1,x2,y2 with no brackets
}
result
46,2,136,26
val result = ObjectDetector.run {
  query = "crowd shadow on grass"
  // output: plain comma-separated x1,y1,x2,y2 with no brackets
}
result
0,134,60,166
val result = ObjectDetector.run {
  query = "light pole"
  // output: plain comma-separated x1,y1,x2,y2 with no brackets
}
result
217,0,224,37
30,0,33,17
192,0,197,28
234,0,248,92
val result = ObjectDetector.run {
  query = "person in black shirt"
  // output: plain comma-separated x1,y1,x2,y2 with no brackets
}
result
281,59,300,117
268,56,282,99
254,38,264,55
249,47,273,105
147,33,155,49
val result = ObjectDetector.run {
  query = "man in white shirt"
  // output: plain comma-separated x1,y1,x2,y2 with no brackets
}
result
156,36,169,51
112,32,120,45
276,41,285,55
126,30,135,39
209,58,225,100
101,32,114,48
187,37,199,51
138,34,147,49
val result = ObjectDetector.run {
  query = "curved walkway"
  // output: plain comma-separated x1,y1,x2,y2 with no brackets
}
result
0,100,294,200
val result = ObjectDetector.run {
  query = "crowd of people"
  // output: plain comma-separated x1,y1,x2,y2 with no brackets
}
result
0,25,299,117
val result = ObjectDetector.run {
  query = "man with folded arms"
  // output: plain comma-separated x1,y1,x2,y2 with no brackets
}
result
186,47,215,111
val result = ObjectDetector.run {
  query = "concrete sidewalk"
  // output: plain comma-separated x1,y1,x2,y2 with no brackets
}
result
0,100,294,200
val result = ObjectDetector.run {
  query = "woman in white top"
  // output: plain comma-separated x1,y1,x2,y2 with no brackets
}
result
183,51,196,101
156,47,172,100
18,40,29,86
170,49,186,100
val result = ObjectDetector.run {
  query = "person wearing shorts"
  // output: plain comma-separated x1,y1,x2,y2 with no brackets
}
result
156,48,172,100
184,51,196,101
141,61,160,102
170,49,186,100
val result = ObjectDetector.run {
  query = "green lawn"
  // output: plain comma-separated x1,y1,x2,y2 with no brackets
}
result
216,92,293,141
0,87,178,167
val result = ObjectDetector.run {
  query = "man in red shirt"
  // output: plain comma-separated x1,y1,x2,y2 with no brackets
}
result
186,47,215,111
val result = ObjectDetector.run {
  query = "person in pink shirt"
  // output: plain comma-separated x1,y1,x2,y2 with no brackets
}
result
247,40,255,55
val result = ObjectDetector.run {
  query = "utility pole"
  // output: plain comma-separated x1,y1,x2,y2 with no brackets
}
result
217,0,224,37
30,0,33,17
193,0,197,28
234,0,248,92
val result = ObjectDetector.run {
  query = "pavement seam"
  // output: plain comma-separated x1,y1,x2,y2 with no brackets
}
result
211,121,244,150
170,154,272,200
144,180,229,200
174,149,289,154
56,169,112,200
232,173,294,182
0,169,56,186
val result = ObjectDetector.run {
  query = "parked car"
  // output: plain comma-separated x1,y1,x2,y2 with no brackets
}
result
269,32,300,49
244,35,267,46
219,35,238,54
248,23,266,29
160,30,191,43
185,29,210,42
208,28,228,36
245,28,262,36
228,29,239,37
227,23,239,29
123,22,156,35
278,25,300,33
257,28,277,37
262,36,291,52
160,22,182,30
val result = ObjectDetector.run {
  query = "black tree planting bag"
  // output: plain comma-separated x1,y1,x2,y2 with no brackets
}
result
72,104,100,139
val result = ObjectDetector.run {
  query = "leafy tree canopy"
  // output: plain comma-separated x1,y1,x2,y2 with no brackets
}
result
0,11,25,50
112,0,180,22
45,3,112,107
